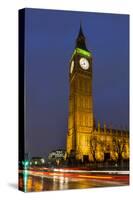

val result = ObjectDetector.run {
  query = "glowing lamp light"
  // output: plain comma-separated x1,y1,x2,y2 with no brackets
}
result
41,159,45,163
35,161,38,165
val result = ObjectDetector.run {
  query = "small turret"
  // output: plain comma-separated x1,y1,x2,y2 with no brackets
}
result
98,120,100,132
104,122,106,133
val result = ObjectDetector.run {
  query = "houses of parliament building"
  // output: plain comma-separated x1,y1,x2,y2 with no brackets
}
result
66,25,129,163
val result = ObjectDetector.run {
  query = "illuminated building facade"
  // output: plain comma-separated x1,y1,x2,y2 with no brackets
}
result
66,25,129,162
48,149,67,161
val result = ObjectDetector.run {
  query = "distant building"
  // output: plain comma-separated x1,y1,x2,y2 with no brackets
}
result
48,149,67,161
30,157,45,167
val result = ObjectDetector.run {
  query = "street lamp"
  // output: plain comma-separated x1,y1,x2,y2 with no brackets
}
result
22,160,30,169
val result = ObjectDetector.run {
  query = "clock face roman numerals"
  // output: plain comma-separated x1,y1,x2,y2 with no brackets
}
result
79,57,89,70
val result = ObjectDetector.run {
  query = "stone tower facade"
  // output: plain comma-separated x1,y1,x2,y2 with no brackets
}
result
66,25,129,163
67,25,94,161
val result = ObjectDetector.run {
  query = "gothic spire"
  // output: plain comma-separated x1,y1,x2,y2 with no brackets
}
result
78,22,84,37
76,23,88,50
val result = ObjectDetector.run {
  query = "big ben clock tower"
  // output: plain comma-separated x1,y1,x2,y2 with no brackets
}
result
67,25,94,161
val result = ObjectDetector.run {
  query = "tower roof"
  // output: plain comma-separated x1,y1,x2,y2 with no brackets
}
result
78,23,85,38
76,23,88,51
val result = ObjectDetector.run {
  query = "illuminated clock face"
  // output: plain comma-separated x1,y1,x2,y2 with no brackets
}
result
70,60,74,73
79,57,89,70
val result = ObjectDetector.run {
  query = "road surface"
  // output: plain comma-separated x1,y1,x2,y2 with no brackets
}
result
19,168,129,192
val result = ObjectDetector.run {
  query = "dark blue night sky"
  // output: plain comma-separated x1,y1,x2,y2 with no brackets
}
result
24,8,129,158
